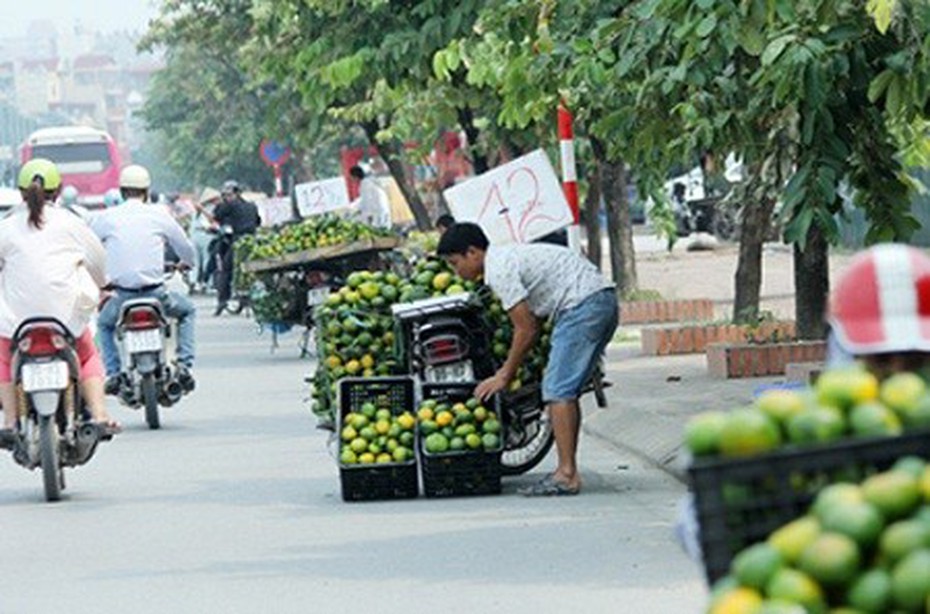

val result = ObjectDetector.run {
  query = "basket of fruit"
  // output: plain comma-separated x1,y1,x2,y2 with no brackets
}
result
417,383,503,498
707,458,930,613
687,367,930,584
337,376,418,502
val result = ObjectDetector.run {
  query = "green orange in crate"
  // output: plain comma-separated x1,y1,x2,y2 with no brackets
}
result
418,384,504,498
416,398,501,455
337,377,418,501
339,401,417,465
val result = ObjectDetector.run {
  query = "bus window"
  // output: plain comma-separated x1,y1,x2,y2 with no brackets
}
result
32,142,112,174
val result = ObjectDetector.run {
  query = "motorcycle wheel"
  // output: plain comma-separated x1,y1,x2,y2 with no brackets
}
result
39,416,62,502
500,412,554,476
142,375,160,430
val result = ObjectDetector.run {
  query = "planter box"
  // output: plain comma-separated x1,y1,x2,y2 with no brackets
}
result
706,340,827,379
641,321,796,356
620,299,715,325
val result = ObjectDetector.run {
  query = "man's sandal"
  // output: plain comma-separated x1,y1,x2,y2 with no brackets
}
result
518,475,580,497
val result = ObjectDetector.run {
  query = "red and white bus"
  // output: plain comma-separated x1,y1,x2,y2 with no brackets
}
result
20,126,122,207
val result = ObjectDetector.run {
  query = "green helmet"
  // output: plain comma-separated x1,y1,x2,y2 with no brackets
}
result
18,158,62,191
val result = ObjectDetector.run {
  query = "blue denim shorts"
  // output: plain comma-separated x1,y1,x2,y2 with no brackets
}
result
542,288,619,403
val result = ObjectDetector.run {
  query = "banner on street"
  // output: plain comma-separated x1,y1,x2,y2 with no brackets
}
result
443,149,572,245
295,177,351,218
258,197,294,227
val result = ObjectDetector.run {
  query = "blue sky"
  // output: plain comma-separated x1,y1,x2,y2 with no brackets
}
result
1,0,158,37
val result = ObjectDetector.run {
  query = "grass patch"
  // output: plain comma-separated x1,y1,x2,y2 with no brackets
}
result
623,288,664,302
613,327,642,345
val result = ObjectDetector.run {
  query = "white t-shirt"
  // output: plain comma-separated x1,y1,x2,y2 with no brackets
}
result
90,198,196,289
484,243,611,318
0,206,107,337
357,177,391,229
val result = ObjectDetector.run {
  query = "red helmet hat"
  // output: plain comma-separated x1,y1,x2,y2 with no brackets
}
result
829,243,930,355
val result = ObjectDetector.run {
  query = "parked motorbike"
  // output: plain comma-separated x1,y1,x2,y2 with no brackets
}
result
114,291,190,429
393,291,608,475
7,317,113,501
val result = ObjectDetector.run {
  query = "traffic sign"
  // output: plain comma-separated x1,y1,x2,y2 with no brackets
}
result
259,139,291,167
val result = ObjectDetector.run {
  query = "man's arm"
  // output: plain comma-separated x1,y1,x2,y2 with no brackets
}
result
159,211,197,267
212,202,230,226
70,218,108,287
475,300,538,400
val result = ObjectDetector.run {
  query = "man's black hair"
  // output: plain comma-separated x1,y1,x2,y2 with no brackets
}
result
349,165,365,180
436,213,455,229
437,222,489,256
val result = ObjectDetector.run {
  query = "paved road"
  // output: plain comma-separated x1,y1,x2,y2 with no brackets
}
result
0,298,705,613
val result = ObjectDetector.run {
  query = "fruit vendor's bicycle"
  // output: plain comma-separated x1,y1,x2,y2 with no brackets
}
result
393,292,608,475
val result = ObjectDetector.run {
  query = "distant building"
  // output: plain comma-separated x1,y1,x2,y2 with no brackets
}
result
0,23,159,166
15,58,60,116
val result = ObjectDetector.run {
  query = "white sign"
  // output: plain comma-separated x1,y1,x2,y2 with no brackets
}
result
443,149,573,245
295,177,351,218
258,197,294,227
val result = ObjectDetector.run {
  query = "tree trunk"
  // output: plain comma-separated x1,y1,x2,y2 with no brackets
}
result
361,120,432,230
456,105,490,174
794,222,829,340
591,137,637,295
582,175,602,270
733,196,777,324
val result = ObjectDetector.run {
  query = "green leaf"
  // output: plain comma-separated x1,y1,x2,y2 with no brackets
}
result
886,75,903,117
867,0,896,34
696,15,718,38
432,50,448,80
631,0,661,20
868,69,895,103
761,34,795,66
737,25,765,56
784,206,815,247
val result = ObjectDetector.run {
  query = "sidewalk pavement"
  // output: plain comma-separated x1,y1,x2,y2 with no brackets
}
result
583,335,784,483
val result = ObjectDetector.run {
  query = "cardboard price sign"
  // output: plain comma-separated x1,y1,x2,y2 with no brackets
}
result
443,149,572,245
295,177,351,217
257,197,294,227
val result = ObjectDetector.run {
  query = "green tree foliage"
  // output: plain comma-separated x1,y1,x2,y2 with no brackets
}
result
140,0,305,192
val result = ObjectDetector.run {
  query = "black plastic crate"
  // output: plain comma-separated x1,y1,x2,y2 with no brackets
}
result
337,377,418,502
689,430,930,585
419,383,502,498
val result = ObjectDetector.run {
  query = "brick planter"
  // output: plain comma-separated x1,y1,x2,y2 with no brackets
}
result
706,341,827,379
620,299,715,325
641,321,796,356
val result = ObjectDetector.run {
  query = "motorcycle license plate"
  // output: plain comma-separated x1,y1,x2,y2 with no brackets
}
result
22,361,69,392
425,360,474,384
125,329,163,353
307,286,331,306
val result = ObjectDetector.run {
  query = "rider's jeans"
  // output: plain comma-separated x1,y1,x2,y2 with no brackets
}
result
98,288,196,377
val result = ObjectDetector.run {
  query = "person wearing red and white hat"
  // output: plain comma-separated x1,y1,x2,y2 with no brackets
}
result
828,243,930,379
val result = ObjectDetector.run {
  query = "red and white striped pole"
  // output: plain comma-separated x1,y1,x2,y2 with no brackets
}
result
558,103,582,252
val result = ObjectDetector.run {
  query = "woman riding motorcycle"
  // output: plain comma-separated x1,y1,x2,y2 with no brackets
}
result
0,159,119,447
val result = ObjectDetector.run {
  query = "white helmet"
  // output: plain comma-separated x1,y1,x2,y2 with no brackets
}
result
119,164,151,190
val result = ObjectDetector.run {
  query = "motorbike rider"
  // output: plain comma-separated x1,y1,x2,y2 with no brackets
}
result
437,222,618,496
0,159,118,447
828,243,930,379
210,179,260,316
89,164,197,396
